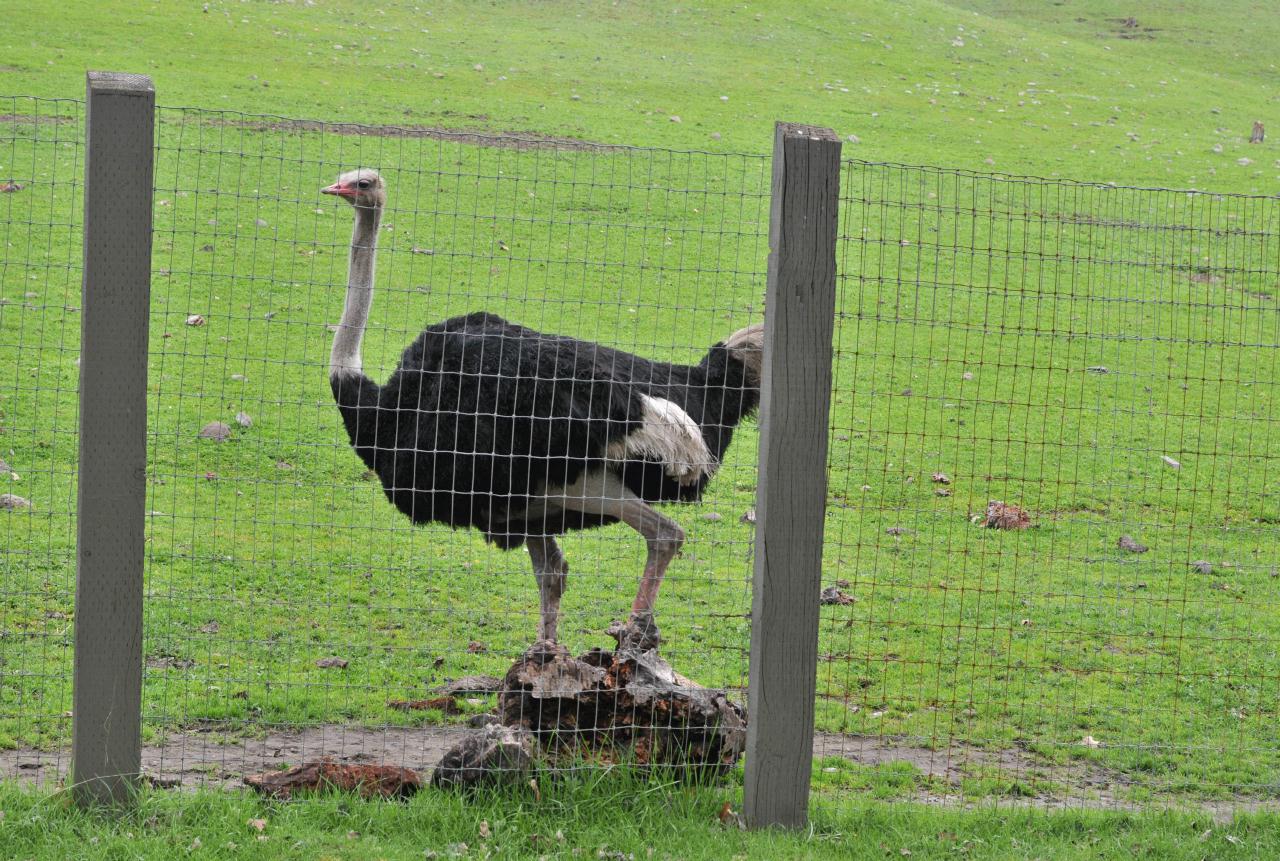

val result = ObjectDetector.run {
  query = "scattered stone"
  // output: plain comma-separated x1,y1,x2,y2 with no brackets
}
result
315,657,349,669
739,509,756,524
438,675,503,696
387,696,460,714
703,512,723,522
254,218,268,227
931,472,950,484
234,411,252,428
185,314,206,327
983,501,1032,530
709,131,721,141
846,134,860,144
820,585,854,605
1087,366,1109,374
245,760,421,799
885,526,912,536
433,723,534,790
935,488,951,497
1162,455,1181,469
1080,735,1101,748
230,374,247,382
669,115,681,123
410,246,434,255
1118,535,1148,554
0,494,32,510
1191,560,1213,575
467,713,501,728
197,421,232,442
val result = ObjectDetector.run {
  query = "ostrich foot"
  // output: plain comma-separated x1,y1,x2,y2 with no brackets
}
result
607,610,661,654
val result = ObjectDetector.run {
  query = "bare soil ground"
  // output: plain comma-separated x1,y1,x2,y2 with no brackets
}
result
4,725,1275,821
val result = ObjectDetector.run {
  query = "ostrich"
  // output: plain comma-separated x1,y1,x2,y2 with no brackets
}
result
322,168,762,649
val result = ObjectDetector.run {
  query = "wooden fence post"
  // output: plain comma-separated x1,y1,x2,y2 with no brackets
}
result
743,122,841,829
72,71,154,807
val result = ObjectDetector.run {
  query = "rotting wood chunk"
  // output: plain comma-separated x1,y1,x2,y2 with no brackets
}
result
244,760,421,799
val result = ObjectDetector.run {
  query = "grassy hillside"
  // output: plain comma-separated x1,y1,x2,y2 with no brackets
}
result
0,0,1276,189
1,0,1278,816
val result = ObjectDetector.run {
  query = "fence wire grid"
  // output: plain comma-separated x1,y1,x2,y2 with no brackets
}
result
2,96,1279,810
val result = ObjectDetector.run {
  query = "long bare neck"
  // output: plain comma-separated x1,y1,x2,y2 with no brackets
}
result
330,204,381,380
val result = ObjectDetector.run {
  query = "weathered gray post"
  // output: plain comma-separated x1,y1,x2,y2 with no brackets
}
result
743,122,841,829
72,71,154,807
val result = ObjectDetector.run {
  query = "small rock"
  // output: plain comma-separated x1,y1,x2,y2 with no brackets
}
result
438,675,502,696
185,314,206,327
984,500,1031,530
739,509,756,524
0,493,32,510
432,723,534,790
473,63,484,72
1211,143,1224,153
230,374,247,382
1237,157,1253,166
1087,366,1109,374
254,218,268,227
935,488,951,497
1191,560,1213,575
931,472,950,484
669,115,681,123
411,246,434,255
709,131,721,140
1080,735,1101,748
820,585,854,605
315,657,349,669
703,512,723,522
197,421,232,442
885,526,911,536
846,134,860,144
1161,455,1181,469
1117,535,1148,554
961,371,973,380
234,411,252,428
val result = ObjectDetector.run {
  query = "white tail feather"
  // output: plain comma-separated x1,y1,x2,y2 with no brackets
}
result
606,395,715,485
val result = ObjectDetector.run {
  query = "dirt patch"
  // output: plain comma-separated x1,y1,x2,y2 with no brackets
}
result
201,117,626,152
0,725,468,791
0,114,77,125
4,726,1276,820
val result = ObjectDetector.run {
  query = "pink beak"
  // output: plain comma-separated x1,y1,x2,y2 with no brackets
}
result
322,182,354,197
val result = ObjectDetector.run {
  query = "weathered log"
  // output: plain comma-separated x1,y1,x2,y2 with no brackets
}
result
497,629,746,777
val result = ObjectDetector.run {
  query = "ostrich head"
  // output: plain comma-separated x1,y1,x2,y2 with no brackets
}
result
322,168,386,210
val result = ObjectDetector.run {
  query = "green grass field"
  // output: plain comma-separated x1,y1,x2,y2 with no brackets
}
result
2,0,1280,855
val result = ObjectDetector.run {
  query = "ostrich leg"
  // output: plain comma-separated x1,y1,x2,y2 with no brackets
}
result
527,536,568,643
557,471,684,651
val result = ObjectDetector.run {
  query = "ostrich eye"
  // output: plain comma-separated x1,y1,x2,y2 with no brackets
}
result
357,179,371,189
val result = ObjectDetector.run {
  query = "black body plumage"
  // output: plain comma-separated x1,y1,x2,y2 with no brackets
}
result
330,311,759,549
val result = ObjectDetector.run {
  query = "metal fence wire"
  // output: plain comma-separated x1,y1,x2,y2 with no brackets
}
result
2,96,1279,811
819,164,1280,803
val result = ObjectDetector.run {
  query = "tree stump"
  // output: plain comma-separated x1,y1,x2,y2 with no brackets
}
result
434,620,746,788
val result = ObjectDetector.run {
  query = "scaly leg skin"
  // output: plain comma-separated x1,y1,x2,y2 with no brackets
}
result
527,535,568,646
556,470,684,654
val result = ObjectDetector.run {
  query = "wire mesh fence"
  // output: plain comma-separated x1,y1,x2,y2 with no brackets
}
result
5,100,773,787
2,90,1279,812
819,163,1280,804
0,98,84,765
